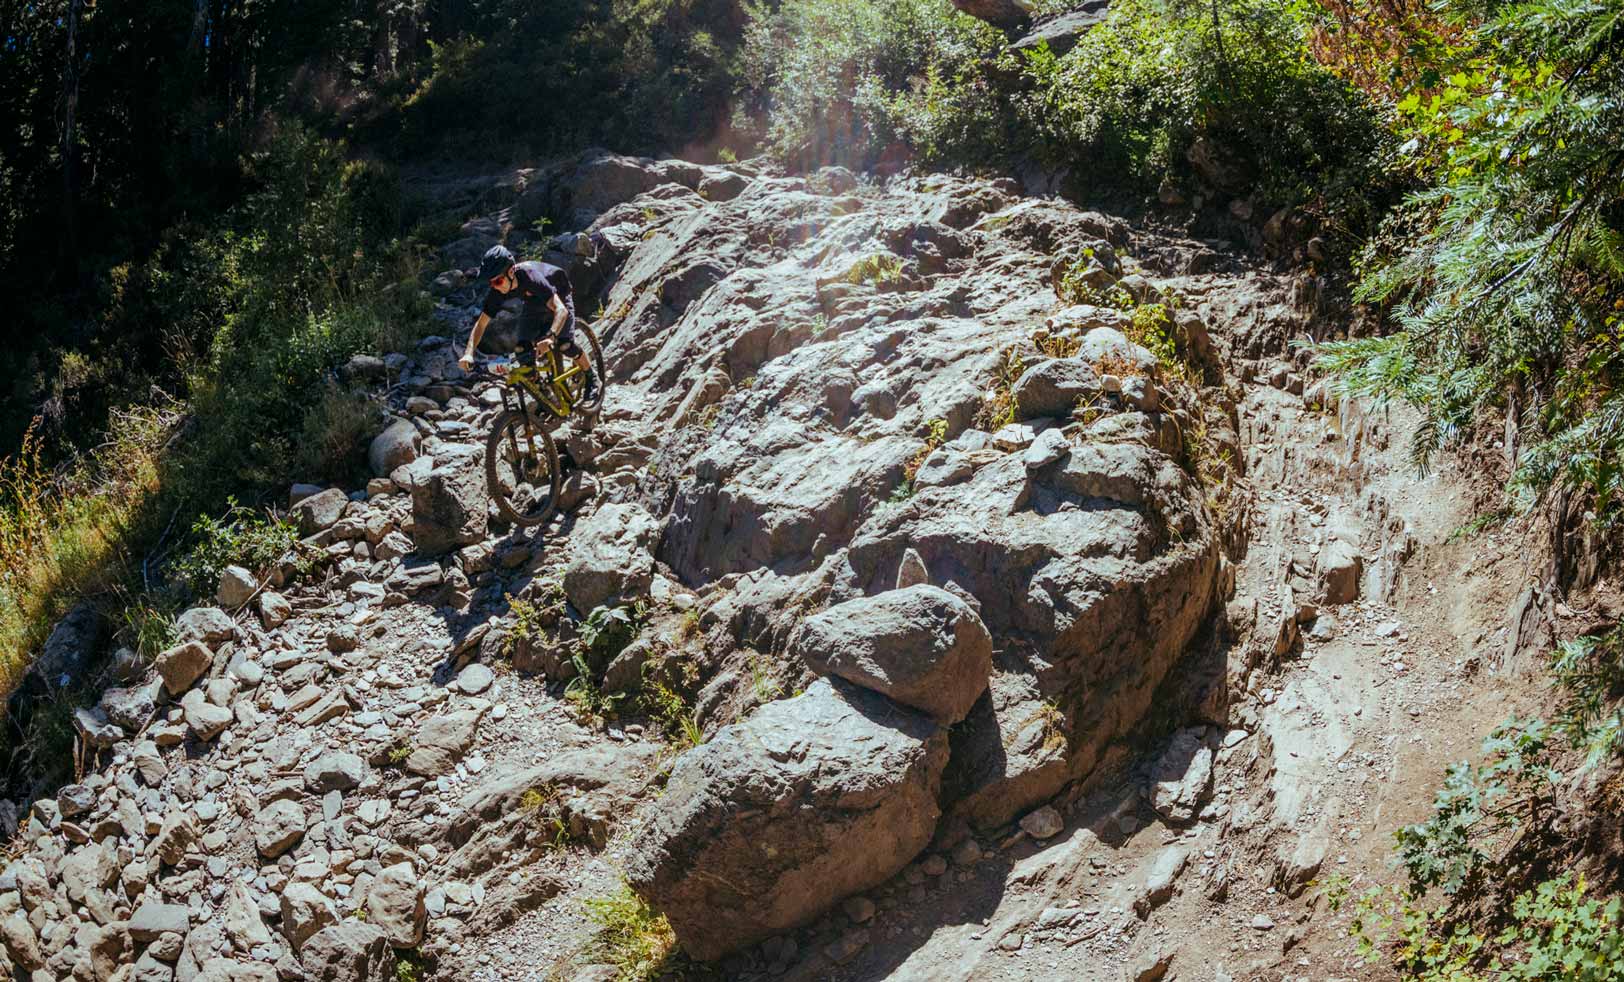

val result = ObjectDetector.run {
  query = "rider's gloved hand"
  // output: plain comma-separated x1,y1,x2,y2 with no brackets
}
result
458,351,475,372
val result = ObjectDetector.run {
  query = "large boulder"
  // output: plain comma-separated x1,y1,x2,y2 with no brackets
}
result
366,863,426,948
255,800,308,859
1012,1,1109,57
368,419,421,478
100,680,159,730
280,883,338,953
154,641,212,696
303,752,366,794
181,689,232,741
582,166,1224,838
1149,727,1216,825
73,707,122,749
408,444,488,554
845,440,1220,829
215,565,257,607
1078,326,1158,375
299,922,395,982
627,678,948,961
563,503,659,613
404,709,484,777
26,603,105,697
292,488,349,536
948,0,1032,28
518,149,706,229
447,744,659,874
791,585,992,725
173,607,236,646
1012,358,1102,420
1318,537,1362,605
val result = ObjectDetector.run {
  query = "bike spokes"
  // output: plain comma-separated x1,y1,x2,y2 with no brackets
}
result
487,414,559,525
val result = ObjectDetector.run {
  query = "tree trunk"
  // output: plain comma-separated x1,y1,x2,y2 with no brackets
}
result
60,0,83,278
187,0,210,161
187,0,208,60
397,1,421,77
374,0,394,80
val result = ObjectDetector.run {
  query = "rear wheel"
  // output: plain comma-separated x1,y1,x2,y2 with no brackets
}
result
485,409,561,527
565,322,607,423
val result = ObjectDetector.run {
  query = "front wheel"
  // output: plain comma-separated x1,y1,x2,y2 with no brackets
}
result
485,409,561,527
566,322,607,423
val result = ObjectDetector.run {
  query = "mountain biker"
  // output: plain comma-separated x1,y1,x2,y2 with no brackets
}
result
458,245,594,401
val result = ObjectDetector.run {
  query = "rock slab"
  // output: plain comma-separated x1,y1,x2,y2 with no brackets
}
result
563,502,659,613
792,585,993,725
409,443,488,554
627,677,947,960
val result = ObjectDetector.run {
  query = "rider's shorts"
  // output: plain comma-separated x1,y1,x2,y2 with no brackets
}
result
516,303,581,362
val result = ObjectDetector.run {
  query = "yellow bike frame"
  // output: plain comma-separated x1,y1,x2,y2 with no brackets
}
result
503,346,585,421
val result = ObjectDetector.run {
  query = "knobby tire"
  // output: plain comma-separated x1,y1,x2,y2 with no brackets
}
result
485,409,561,527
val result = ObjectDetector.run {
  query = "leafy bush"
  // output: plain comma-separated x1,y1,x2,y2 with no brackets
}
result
1333,875,1624,981
844,253,905,285
1357,623,1624,975
114,588,178,661
518,784,575,850
298,383,385,483
1127,304,1180,374
562,604,646,725
169,499,304,599
739,0,1012,168
1023,0,1392,211
577,604,643,671
1550,629,1624,767
973,347,1027,431
388,1,740,160
1393,719,1561,897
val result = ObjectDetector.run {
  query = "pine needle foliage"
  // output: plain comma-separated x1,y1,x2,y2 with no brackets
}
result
1317,0,1624,521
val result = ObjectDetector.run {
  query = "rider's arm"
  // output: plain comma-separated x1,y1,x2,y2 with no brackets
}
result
461,313,490,367
548,294,568,337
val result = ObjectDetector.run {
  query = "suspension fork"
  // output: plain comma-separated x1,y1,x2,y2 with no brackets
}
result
506,383,532,479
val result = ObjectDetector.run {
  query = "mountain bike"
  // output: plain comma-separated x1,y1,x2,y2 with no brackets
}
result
474,323,606,527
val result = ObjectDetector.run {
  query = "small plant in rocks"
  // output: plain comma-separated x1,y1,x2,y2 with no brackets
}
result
844,253,903,286
581,883,688,981
170,498,305,598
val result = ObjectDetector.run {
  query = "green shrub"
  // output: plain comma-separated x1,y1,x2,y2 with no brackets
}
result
1333,874,1624,981
1393,719,1560,897
390,1,739,160
1549,629,1624,767
739,0,1013,168
1354,622,1624,975
1315,0,1624,521
297,383,384,483
844,253,905,285
577,604,643,671
581,883,686,981
169,498,304,599
749,654,783,704
1023,0,1391,211
643,675,705,750
115,589,178,661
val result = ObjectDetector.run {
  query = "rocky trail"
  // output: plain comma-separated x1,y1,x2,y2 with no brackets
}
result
0,150,1548,982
